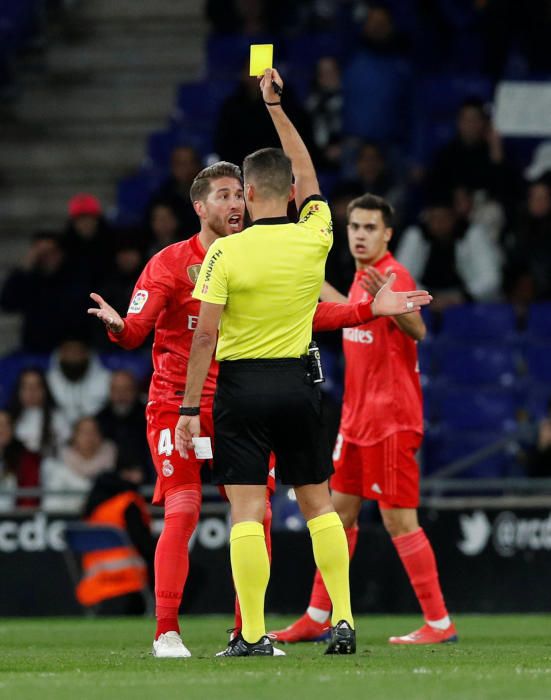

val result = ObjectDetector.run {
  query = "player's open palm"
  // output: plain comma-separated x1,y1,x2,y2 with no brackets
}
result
372,273,432,316
88,293,124,334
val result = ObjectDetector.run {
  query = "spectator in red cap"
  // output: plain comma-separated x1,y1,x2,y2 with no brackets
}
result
63,192,112,287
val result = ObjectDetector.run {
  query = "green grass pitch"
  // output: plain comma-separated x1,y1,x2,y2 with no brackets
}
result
1,615,550,700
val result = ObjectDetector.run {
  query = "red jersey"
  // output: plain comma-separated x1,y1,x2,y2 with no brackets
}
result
339,251,423,446
108,234,375,408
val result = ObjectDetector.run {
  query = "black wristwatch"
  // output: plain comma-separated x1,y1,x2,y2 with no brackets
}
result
179,406,200,416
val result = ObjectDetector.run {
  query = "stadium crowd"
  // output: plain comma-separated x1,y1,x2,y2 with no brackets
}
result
1,0,551,511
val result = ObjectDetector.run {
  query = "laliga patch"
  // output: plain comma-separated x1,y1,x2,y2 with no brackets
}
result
162,459,174,477
128,289,148,314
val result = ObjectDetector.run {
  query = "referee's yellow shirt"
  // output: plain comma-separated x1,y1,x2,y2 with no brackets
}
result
193,196,333,361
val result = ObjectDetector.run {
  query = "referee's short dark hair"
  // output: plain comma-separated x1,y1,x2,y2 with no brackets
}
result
243,147,293,200
190,161,243,203
347,193,394,228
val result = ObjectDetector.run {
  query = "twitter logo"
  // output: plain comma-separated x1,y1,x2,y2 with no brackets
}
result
458,511,492,556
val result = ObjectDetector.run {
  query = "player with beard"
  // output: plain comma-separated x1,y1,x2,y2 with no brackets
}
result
270,193,456,646
89,163,432,657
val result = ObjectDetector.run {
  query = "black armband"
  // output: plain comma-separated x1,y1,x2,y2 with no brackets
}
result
179,406,200,416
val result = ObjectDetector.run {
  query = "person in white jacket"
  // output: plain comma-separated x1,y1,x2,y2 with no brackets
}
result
47,339,111,426
395,199,502,310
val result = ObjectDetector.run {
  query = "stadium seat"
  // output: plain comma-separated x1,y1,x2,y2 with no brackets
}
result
432,343,518,387
526,303,551,340
524,343,551,383
434,386,518,432
422,428,517,478
100,352,152,382
440,304,517,341
522,383,551,420
114,170,161,226
205,34,255,79
175,80,238,130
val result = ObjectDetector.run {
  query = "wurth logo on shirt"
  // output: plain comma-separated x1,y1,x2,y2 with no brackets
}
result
204,249,223,283
343,327,374,344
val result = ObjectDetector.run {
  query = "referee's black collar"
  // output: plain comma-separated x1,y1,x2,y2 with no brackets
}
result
252,216,290,225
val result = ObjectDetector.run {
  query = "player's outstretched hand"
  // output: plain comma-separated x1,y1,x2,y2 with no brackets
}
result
372,273,432,317
87,293,125,333
259,68,283,103
175,415,201,459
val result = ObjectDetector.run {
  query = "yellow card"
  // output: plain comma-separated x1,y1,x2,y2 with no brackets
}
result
249,44,273,76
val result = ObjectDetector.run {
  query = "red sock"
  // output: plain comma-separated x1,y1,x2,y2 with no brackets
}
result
154,488,201,639
234,498,273,632
308,525,358,612
392,527,448,622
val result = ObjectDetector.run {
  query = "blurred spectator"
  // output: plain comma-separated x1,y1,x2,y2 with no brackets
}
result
76,455,154,615
92,238,144,350
345,142,406,226
451,184,505,247
526,399,551,478
341,4,413,147
149,146,201,234
62,193,112,287
42,416,116,513
524,141,551,183
306,56,343,170
8,368,70,457
147,201,181,256
47,339,111,425
324,181,363,294
214,62,314,167
0,232,90,352
98,239,143,318
504,179,551,303
395,198,502,310
205,0,290,34
427,99,517,208
95,371,149,471
0,410,41,510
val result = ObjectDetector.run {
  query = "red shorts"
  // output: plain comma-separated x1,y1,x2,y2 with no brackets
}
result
146,401,276,505
330,431,422,509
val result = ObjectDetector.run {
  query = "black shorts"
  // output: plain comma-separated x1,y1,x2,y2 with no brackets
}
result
212,358,333,487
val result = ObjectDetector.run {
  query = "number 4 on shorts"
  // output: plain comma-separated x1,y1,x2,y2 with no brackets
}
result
158,428,174,457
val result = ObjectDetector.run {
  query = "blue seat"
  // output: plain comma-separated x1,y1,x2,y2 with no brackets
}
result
435,386,518,432
433,343,518,387
525,343,551,382
423,429,516,478
440,304,517,341
175,80,238,129
115,171,161,225
100,352,152,382
205,34,253,79
526,303,551,340
522,383,551,420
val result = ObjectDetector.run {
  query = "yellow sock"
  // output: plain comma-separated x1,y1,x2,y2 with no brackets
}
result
307,512,354,627
230,521,269,643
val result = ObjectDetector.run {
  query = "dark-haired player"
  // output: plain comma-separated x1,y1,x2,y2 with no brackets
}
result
271,194,456,646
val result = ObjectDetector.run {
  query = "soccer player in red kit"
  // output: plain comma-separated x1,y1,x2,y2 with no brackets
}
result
89,167,432,657
271,193,457,646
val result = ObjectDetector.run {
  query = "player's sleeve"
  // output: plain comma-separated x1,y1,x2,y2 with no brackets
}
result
313,301,374,332
297,196,333,250
192,242,228,305
107,256,173,350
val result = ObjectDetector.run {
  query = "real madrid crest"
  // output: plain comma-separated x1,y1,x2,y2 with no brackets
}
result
187,264,202,284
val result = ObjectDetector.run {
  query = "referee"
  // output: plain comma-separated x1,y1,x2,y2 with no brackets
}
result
175,69,355,657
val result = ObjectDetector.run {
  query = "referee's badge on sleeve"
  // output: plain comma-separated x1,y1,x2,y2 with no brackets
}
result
128,289,149,314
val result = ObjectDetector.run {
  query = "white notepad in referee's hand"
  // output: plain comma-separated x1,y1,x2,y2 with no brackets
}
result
192,437,213,459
